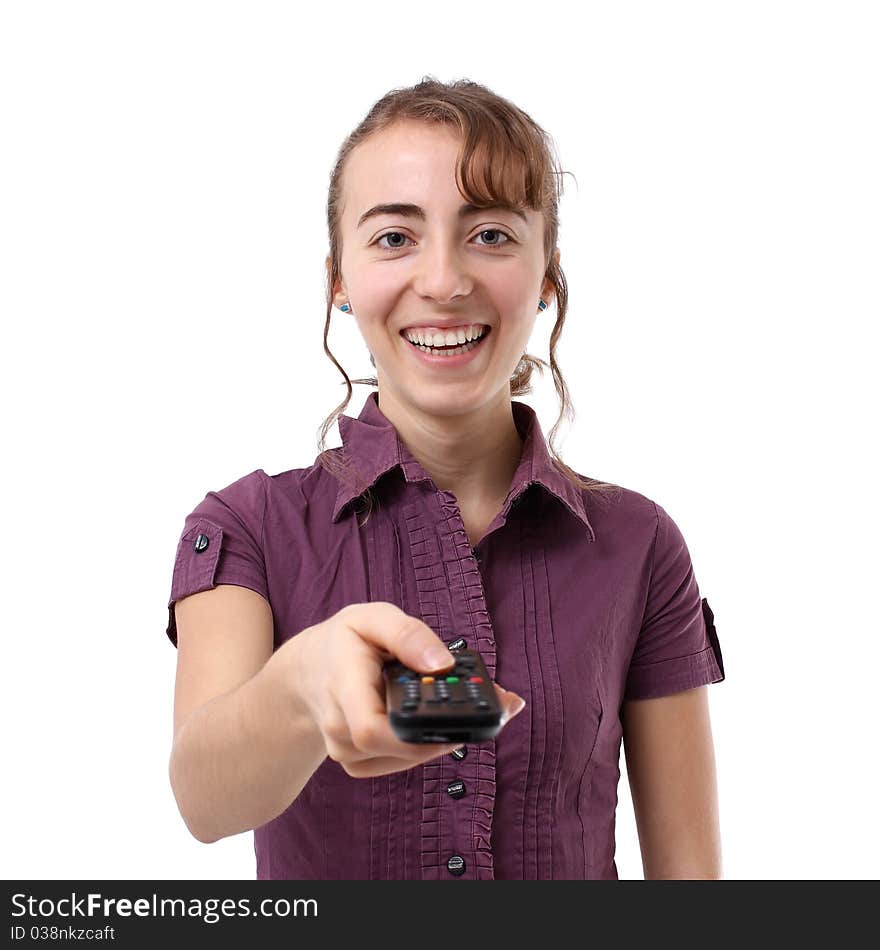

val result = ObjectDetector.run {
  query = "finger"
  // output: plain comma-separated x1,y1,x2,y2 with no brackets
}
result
493,682,526,722
338,602,456,674
320,693,375,765
335,643,440,759
503,694,526,723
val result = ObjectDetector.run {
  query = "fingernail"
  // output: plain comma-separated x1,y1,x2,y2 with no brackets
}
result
423,646,453,669
512,698,526,716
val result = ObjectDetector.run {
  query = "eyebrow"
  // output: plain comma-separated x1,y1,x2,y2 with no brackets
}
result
357,201,528,230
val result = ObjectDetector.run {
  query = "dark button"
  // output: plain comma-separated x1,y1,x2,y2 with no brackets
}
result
450,746,467,761
446,779,466,800
448,637,467,652
447,855,466,876
471,547,482,565
193,533,210,553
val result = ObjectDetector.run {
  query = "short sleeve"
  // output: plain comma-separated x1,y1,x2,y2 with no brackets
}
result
165,469,269,648
623,502,726,700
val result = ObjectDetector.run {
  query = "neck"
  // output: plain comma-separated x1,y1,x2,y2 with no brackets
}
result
375,387,524,507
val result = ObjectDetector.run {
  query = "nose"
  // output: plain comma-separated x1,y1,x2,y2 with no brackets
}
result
411,240,474,305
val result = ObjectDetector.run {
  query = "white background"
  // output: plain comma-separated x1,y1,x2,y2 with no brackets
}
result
2,0,877,881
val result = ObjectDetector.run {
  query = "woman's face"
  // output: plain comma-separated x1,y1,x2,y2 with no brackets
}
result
330,120,558,415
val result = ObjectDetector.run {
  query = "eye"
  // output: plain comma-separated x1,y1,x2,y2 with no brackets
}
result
373,228,514,253
474,229,512,247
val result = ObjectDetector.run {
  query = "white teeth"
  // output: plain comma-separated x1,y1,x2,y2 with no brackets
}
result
403,324,487,346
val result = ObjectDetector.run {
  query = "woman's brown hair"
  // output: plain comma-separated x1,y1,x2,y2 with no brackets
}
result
317,75,620,525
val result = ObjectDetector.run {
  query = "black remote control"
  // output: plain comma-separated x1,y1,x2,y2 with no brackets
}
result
382,648,503,743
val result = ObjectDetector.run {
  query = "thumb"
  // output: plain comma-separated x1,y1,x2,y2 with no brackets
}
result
417,639,457,672
337,602,455,673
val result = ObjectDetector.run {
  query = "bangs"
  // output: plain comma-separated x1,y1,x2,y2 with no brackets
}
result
451,117,558,215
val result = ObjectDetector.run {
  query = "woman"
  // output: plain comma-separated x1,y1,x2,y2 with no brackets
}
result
165,76,726,880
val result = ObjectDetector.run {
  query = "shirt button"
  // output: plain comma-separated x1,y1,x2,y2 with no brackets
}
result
446,779,466,799
450,745,468,761
447,855,466,876
447,637,467,652
193,533,209,553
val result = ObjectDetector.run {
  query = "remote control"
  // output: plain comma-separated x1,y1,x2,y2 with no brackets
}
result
382,648,503,743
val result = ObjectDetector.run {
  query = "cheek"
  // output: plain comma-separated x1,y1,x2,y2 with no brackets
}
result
488,271,542,325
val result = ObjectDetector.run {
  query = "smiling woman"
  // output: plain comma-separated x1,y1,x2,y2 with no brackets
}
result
165,75,726,883
316,76,619,524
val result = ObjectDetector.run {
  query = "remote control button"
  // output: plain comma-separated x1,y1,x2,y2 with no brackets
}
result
446,779,466,800
469,676,483,684
401,701,419,711
447,855,466,876
397,675,415,683
476,700,490,710
449,698,467,704
421,676,435,683
445,676,459,683
450,746,467,761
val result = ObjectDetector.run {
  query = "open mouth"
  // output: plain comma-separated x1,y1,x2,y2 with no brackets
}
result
401,326,491,357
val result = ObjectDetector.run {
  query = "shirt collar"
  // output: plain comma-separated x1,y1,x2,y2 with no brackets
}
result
331,391,595,541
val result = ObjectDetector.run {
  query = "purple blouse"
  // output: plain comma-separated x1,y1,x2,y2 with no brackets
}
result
166,390,725,880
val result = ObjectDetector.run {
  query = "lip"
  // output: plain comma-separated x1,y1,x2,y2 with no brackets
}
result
401,325,492,367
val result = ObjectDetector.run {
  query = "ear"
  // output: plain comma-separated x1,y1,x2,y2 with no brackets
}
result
540,248,561,310
326,255,348,309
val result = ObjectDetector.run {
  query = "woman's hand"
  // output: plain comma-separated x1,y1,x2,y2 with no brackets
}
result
282,601,526,778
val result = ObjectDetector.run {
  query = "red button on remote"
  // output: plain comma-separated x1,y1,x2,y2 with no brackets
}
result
469,676,483,683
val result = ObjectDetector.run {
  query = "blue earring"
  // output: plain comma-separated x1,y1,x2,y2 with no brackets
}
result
538,299,547,311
